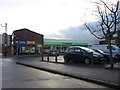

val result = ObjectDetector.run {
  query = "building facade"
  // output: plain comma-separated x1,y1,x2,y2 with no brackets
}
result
44,39,99,53
12,28,44,55
2,33,11,56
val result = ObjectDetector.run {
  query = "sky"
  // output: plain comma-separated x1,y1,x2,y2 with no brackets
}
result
0,0,118,40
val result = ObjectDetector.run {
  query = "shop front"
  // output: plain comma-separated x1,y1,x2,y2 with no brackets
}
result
44,41,89,53
12,28,44,56
14,41,36,55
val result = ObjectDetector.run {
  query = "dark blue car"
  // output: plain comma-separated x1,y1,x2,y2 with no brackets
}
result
48,50,59,56
63,46,104,64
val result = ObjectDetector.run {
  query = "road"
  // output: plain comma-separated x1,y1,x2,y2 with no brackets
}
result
2,57,113,88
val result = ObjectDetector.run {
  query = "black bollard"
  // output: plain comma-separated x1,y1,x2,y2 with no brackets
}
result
55,54,57,63
41,53,44,61
47,54,49,62
90,52,94,65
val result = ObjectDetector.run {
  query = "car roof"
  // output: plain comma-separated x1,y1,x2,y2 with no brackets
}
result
69,46,81,48
68,46,101,55
69,46,89,49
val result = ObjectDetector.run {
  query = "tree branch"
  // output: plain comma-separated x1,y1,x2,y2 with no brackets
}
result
84,23,104,39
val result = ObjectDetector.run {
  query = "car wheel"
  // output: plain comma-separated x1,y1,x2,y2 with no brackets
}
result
85,58,91,65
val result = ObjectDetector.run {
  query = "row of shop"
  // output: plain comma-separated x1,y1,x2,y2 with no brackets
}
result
11,29,92,55
2,28,97,56
44,41,89,53
14,41,89,55
14,41,42,55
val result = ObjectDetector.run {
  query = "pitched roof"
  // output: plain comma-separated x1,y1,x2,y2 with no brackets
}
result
13,28,44,36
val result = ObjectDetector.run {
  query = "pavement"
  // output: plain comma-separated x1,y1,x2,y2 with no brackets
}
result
15,56,120,89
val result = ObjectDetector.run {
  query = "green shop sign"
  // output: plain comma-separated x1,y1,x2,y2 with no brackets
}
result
44,42,88,45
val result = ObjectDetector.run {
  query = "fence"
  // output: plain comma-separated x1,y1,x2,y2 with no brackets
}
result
41,54,64,63
41,53,94,65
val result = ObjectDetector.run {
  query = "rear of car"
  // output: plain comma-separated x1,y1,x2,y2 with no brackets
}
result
48,50,59,56
90,45,120,59
63,46,104,64
92,49,110,62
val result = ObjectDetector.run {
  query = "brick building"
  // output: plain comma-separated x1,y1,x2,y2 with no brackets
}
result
11,28,44,55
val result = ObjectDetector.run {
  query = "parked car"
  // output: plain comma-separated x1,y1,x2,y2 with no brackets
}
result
92,49,110,62
90,44,120,59
63,46,104,64
115,54,120,61
48,50,59,56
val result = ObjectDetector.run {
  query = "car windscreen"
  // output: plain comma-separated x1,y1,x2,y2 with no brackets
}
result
81,47,99,54
96,49,105,54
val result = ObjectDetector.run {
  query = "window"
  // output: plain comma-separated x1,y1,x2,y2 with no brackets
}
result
111,40,116,44
74,48,81,53
113,34,118,37
68,48,74,52
81,49,87,54
20,47,35,53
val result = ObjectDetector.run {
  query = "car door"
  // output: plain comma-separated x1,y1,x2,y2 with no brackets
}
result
67,48,75,61
80,49,89,61
74,48,84,62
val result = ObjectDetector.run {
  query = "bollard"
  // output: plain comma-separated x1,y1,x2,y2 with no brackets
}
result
41,53,44,61
47,54,49,62
55,54,57,63
90,52,94,65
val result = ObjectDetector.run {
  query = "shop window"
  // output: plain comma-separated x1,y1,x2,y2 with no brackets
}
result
20,47,35,54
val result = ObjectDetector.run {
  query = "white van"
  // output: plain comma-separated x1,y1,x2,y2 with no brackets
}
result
90,44,120,58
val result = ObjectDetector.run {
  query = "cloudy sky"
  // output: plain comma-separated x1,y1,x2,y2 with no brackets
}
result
0,0,117,40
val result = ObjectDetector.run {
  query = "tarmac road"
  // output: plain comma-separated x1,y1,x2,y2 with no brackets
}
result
2,57,113,89
16,55,120,89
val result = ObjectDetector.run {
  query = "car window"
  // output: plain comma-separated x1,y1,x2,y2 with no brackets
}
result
65,49,69,52
112,47,115,50
81,49,87,54
68,48,74,52
97,49,104,53
74,48,81,53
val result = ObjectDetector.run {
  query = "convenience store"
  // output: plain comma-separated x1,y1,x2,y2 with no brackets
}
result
12,28,43,55
43,39,95,53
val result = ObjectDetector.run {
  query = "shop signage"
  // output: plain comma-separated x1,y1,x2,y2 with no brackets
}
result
15,41,26,44
15,41,36,44
44,42,89,45
27,41,35,44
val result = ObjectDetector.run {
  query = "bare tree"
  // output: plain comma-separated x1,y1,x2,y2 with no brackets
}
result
84,0,120,68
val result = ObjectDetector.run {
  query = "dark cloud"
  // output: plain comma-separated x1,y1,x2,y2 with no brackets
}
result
45,23,99,41
59,25,97,40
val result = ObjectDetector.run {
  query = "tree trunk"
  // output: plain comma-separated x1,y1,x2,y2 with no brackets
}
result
107,37,114,68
